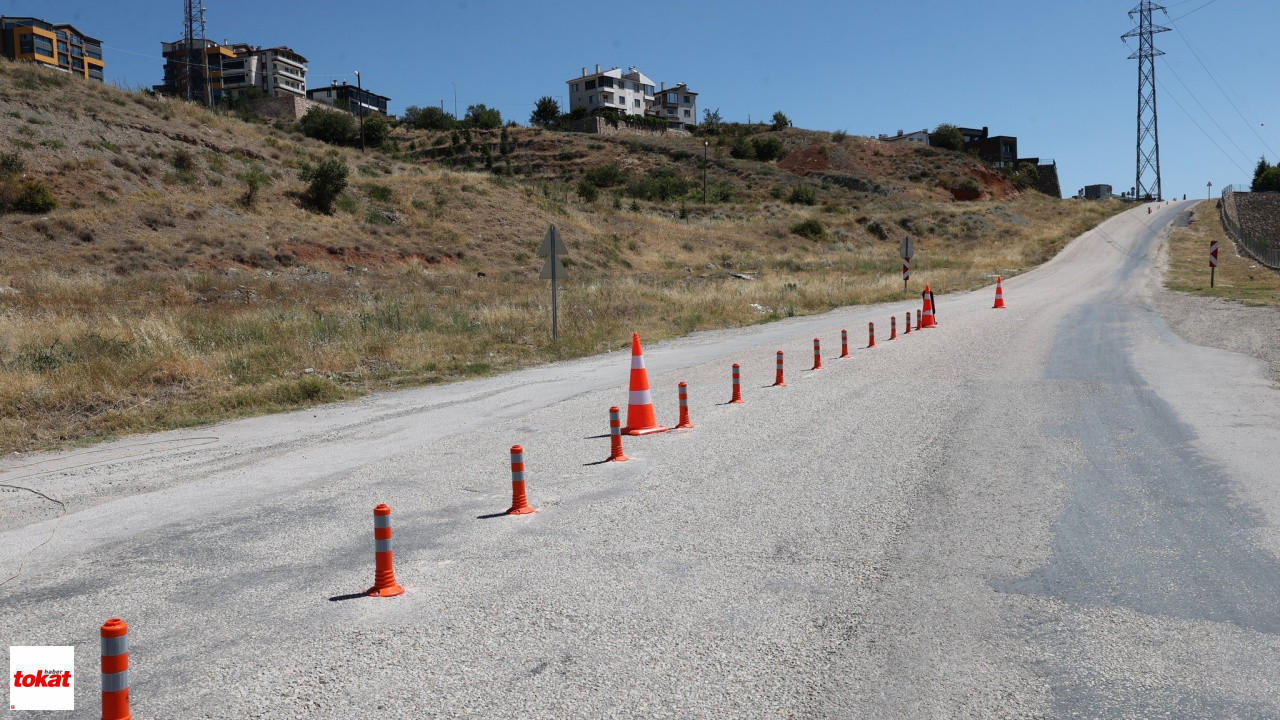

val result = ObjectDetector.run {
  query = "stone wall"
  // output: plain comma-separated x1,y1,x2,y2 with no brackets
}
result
249,95,334,123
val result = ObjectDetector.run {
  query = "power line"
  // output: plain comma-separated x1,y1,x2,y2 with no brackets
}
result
1156,76,1251,177
1170,0,1221,21
1161,13,1279,160
1158,57,1254,167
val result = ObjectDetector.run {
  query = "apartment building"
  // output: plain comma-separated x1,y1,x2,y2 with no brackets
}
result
306,81,389,117
567,65,656,118
0,16,104,82
653,82,697,130
156,40,307,102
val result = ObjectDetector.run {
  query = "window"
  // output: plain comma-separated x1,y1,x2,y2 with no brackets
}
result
666,93,677,104
585,80,596,90
683,95,690,103
634,99,640,108
571,83,578,92
588,94,595,104
683,109,690,117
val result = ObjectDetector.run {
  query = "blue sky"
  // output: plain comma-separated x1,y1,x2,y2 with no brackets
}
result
8,0,1279,200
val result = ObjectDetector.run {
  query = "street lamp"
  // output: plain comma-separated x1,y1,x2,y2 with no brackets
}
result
703,140,708,203
354,70,364,152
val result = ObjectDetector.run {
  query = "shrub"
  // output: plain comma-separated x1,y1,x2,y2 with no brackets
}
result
2,179,58,213
584,163,627,188
771,111,791,131
730,135,755,160
361,114,389,148
0,152,24,176
403,105,455,130
752,136,785,162
464,104,502,129
172,148,198,172
299,107,355,145
787,184,817,205
791,219,825,239
576,178,599,202
929,123,964,151
298,157,349,213
831,129,848,143
628,168,689,202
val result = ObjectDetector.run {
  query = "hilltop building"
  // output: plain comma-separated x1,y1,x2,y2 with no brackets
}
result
958,126,1018,168
0,16,104,82
306,82,389,117
156,40,307,103
878,129,930,145
567,64,699,130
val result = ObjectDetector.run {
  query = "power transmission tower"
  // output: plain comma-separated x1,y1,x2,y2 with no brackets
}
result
1123,1,1170,201
183,0,195,102
181,0,211,106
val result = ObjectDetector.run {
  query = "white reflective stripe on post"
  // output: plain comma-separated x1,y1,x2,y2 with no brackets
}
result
511,469,526,481
373,515,391,529
101,635,127,657
375,538,393,553
631,355,645,370
102,670,129,693
628,389,652,405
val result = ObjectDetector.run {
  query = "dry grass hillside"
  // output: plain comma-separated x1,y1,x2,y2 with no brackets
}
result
0,59,1124,452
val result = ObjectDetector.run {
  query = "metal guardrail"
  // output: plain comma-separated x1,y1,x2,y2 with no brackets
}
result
1219,186,1280,269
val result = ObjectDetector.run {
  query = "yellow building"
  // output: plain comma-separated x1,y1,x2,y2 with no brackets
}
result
1,16,104,82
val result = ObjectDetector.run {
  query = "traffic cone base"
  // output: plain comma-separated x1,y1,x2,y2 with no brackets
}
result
622,332,669,435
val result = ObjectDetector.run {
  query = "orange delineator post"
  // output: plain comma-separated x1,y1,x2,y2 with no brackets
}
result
622,332,668,436
904,312,912,335
506,446,536,514
915,309,921,331
729,363,744,404
675,382,693,429
840,329,850,358
921,285,937,328
608,407,629,461
993,275,1007,308
368,504,406,595
811,338,824,370
890,315,897,340
101,618,130,720
867,322,877,349
773,351,786,387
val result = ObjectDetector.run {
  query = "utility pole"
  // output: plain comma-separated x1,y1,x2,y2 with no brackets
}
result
182,0,195,102
702,141,708,203
1123,1,1170,202
355,70,364,152
198,0,211,110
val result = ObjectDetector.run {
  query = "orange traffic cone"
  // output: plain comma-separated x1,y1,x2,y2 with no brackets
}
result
608,407,629,461
993,276,1006,308
506,446,536,514
675,382,694,429
622,333,668,436
367,504,406,596
920,285,937,328
101,618,130,720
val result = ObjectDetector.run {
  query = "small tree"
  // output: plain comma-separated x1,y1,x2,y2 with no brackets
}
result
752,136,785,162
299,107,355,145
929,123,964,152
771,111,791,131
702,107,723,132
362,113,389,148
730,135,755,160
464,103,502,130
240,163,272,207
299,157,349,213
530,96,561,128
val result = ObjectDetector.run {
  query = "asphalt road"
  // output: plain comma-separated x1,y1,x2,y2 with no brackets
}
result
4,200,1279,718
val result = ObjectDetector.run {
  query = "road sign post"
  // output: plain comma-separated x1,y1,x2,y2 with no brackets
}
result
900,236,914,291
538,225,568,340
1209,238,1218,288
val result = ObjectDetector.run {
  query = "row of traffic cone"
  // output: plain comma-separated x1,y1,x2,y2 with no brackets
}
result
365,278,1011,597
